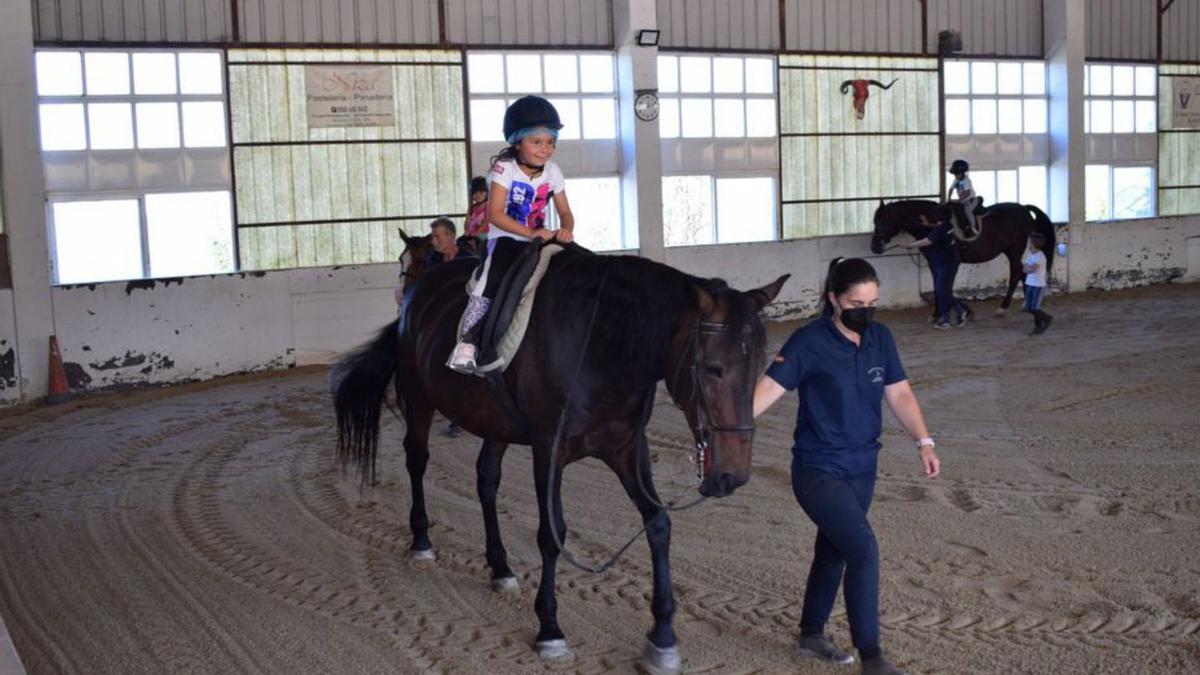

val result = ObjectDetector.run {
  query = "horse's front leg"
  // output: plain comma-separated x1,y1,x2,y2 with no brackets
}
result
476,439,518,591
608,436,679,675
531,445,572,659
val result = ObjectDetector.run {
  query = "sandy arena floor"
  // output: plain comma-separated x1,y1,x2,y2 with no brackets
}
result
1,282,1199,674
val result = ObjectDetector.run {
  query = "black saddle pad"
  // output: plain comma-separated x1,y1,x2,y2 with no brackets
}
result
477,240,554,366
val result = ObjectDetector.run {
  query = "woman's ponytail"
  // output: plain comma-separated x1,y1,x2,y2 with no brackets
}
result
821,257,879,315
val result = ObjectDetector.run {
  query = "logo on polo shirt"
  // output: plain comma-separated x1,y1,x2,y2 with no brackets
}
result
868,366,884,383
774,354,785,363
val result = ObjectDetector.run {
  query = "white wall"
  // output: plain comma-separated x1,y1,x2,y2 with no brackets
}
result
1072,215,1200,289
0,289,19,406
3,213,1198,403
45,264,395,394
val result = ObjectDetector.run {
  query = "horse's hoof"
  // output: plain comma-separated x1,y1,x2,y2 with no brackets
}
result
640,641,681,675
536,639,573,660
491,576,519,593
410,547,436,561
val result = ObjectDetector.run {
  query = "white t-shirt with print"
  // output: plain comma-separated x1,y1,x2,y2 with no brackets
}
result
952,176,974,199
487,159,566,242
1023,250,1047,287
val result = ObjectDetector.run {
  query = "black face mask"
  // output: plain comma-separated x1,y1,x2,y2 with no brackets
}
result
838,306,875,336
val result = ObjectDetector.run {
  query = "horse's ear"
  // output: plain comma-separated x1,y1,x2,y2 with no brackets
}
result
398,228,412,244
748,274,790,311
693,284,716,316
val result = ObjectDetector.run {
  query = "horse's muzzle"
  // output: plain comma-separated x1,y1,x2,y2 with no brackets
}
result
699,471,746,498
870,238,885,255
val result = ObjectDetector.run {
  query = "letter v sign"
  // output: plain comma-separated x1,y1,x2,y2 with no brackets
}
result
1182,93,1193,109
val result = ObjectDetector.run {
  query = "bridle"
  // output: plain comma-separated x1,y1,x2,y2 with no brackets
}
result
670,318,757,484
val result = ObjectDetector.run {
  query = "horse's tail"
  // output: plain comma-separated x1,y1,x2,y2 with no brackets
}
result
330,319,400,485
1028,205,1056,274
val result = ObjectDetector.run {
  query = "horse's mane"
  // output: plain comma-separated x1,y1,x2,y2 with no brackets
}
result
547,247,763,374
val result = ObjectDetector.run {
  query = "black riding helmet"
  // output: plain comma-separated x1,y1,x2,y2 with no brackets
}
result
503,96,563,144
949,159,970,174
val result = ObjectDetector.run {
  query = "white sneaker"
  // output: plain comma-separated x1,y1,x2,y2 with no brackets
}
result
448,342,477,373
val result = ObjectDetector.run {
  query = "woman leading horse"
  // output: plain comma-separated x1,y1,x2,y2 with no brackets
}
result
871,200,1056,316
333,242,787,673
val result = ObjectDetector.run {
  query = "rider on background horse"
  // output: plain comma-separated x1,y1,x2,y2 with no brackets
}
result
947,159,981,239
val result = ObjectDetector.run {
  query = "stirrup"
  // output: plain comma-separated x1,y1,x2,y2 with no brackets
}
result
447,342,477,373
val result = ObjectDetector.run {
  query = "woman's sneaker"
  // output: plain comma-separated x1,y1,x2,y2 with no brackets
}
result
448,342,477,373
933,321,952,330
861,655,908,675
795,634,855,665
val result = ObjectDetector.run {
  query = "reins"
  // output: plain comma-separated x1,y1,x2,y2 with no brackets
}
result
546,270,750,573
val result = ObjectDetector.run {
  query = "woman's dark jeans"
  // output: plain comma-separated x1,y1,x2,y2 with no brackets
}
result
792,465,882,660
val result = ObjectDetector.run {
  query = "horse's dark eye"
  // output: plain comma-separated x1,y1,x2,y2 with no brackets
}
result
705,366,724,378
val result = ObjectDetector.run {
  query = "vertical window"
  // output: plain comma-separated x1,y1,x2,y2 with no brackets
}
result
1085,63,1157,134
50,199,144,284
552,177,622,251
663,175,775,246
663,175,715,246
1086,164,1155,221
657,55,777,140
467,51,623,248
37,49,232,283
944,60,1047,136
466,52,617,142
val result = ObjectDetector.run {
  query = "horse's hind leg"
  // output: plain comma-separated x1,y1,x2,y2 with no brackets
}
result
609,437,679,675
531,446,572,659
400,385,436,559
997,255,1022,316
476,439,518,591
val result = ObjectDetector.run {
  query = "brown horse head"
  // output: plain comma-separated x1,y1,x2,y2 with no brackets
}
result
668,274,789,497
397,228,434,295
871,199,938,254
840,78,898,120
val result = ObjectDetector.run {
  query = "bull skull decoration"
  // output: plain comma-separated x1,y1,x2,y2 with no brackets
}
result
840,78,898,120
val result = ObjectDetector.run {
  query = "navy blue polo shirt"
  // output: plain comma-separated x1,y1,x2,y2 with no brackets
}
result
922,222,957,263
765,314,907,477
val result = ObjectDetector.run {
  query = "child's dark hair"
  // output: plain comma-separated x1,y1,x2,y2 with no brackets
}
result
489,145,518,170
470,176,487,194
822,257,879,315
1029,232,1045,248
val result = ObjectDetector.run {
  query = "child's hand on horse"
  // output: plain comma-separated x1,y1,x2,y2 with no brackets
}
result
531,228,556,241
553,229,574,244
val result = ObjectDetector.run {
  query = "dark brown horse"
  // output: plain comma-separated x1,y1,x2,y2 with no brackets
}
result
871,200,1056,316
333,242,787,673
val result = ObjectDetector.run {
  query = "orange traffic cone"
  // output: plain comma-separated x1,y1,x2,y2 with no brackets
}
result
48,335,70,403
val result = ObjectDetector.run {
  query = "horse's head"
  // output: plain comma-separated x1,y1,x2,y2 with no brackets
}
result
398,228,434,294
870,200,899,254
871,200,938,254
668,274,789,498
